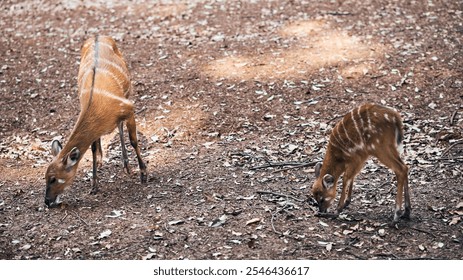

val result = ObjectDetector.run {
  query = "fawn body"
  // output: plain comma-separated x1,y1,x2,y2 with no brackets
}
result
44,35,147,207
311,103,410,223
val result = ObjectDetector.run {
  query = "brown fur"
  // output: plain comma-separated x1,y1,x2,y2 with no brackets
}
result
44,36,147,207
311,103,410,223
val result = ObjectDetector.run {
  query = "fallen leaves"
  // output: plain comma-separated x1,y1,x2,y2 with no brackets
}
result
97,229,112,240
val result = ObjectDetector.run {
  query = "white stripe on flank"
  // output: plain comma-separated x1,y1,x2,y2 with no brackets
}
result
95,67,125,91
98,41,115,51
357,106,365,131
351,110,363,143
340,119,355,145
329,139,350,156
81,88,133,106
79,69,94,98
79,67,126,95
98,57,129,80
79,58,94,73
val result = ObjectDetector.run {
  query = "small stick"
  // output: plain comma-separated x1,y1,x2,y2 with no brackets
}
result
409,226,437,238
344,249,366,260
270,204,291,236
61,211,69,222
440,140,463,158
251,161,315,170
325,11,352,16
270,210,283,236
257,190,305,203
450,109,459,126
327,114,342,124
273,162,315,173
436,156,463,162
70,210,89,226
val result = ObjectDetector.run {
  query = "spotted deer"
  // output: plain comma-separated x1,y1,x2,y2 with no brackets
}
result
44,35,147,207
311,103,410,224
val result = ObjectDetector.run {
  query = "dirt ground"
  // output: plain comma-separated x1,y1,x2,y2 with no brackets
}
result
0,0,462,260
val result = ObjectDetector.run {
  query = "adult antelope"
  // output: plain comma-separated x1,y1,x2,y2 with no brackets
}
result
44,35,147,207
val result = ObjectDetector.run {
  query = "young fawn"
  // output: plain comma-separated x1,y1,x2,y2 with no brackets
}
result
311,103,410,224
44,35,147,207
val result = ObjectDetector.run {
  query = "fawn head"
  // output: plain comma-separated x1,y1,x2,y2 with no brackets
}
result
311,162,337,213
44,140,81,207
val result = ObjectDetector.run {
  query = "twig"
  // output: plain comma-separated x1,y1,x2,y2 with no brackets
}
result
325,11,352,16
440,140,463,158
270,204,291,236
274,162,316,173
69,210,89,226
257,190,306,203
382,245,399,259
270,209,283,236
344,249,366,260
436,157,463,162
61,211,69,223
450,109,459,126
251,161,315,170
135,107,147,115
409,226,436,238
327,114,342,124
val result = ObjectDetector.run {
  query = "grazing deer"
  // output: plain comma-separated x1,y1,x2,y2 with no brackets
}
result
311,103,410,224
44,35,147,207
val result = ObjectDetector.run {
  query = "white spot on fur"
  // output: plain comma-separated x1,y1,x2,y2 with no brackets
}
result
384,113,390,121
57,179,65,184
397,142,404,154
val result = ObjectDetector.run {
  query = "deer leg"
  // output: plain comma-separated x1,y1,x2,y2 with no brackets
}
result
335,162,363,215
335,174,355,215
377,148,410,223
95,137,103,167
343,178,354,209
403,177,411,220
90,139,100,194
118,121,130,174
126,114,147,183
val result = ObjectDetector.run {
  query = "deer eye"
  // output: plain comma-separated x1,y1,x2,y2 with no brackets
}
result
49,177,57,185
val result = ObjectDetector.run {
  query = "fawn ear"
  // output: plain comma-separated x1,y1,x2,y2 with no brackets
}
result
63,147,81,170
51,140,62,157
314,162,322,178
322,174,335,190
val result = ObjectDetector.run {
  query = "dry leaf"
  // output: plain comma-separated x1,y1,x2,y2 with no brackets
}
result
98,229,112,239
168,220,185,226
343,229,354,235
326,243,333,252
449,216,461,226
209,215,228,227
106,210,124,218
319,221,329,227
245,217,261,226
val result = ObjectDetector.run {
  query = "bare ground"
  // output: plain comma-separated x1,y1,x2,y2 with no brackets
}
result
0,0,462,260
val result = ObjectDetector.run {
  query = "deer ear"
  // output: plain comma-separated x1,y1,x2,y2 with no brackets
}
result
315,162,322,178
322,174,335,190
64,147,80,169
51,140,62,157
